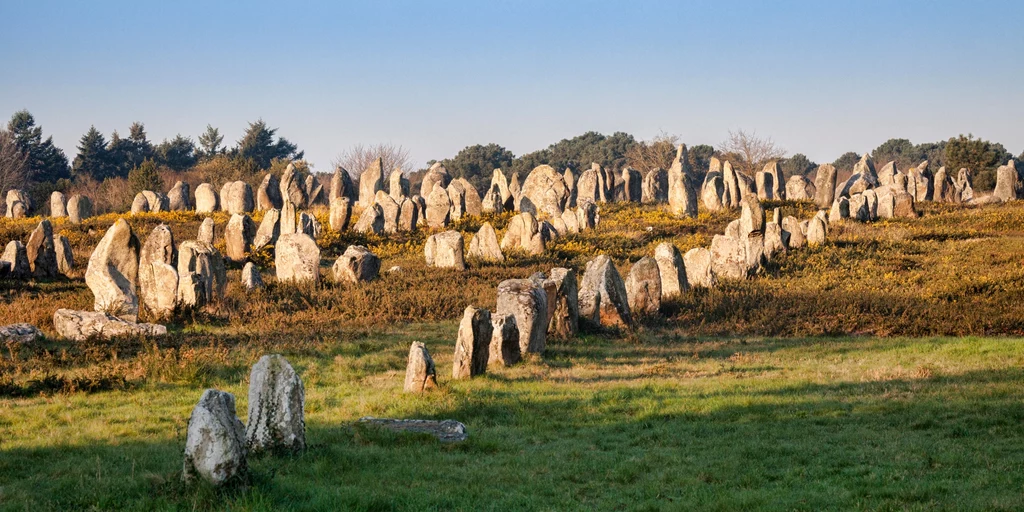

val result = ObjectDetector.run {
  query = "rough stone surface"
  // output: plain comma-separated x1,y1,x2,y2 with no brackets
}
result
353,203,385,234
424,231,465,270
246,355,305,453
375,190,401,233
654,243,687,298
425,182,452,228
782,216,805,248
6,189,30,218
500,212,539,253
183,389,247,485
0,323,42,345
829,197,850,222
224,214,256,262
452,306,492,379
131,193,150,215
519,165,569,217
54,234,73,275
403,342,438,393
241,262,264,291
786,175,816,200
274,234,320,283
806,217,827,246
398,198,418,231
332,245,380,284
764,222,786,259
668,145,698,217
468,222,504,262
219,181,254,215
139,225,178,319
625,256,661,316
253,209,279,251
710,234,749,281
701,174,725,211
579,255,633,328
280,164,307,208
420,163,452,199
576,168,600,206
328,197,352,233
894,192,918,218
26,219,58,278
195,183,218,213
257,173,282,210
85,219,141,321
642,168,669,204
545,268,579,339
496,279,547,354
53,309,167,341
388,169,410,201
177,241,227,308
458,178,483,217
358,158,385,207
357,417,467,443
993,161,1019,202
488,314,521,366
198,217,215,245
67,195,92,223
329,167,356,203
813,164,837,209
622,168,642,202
50,191,67,217
1,241,29,278
168,181,191,211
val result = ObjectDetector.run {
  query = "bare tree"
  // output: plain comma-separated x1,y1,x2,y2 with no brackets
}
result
720,129,787,174
333,143,414,178
625,132,680,174
0,129,28,202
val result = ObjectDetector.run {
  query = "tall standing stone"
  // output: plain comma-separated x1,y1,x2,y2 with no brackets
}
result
403,342,438,393
576,167,600,206
375,190,401,233
683,247,716,288
1,241,29,278
398,198,418,231
195,183,218,213
622,167,642,202
579,255,632,328
67,195,92,224
468,222,504,262
329,197,352,232
642,168,668,204
358,157,385,207
168,181,191,211
330,166,356,203
420,163,452,199
50,191,67,217
488,314,520,367
546,268,579,338
177,241,227,308
224,214,256,262
452,306,492,379
183,389,247,486
85,219,141,321
246,355,306,453
198,217,215,245
5,189,30,218
786,175,816,200
993,161,1019,202
625,256,661,316
241,262,264,291
496,279,547,355
813,164,837,209
668,144,698,217
426,183,452,228
353,203,384,234
653,242,687,299
220,181,254,214
257,173,283,210
139,225,178,319
280,200,297,235
389,169,409,201
54,234,74,276
280,163,308,208
305,175,325,206
131,192,150,215
26,219,58,278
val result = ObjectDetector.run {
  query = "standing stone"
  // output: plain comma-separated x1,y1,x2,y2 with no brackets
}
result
933,167,953,203
330,166,356,203
722,161,741,208
398,198,418,231
500,212,539,253
622,167,642,202
280,164,307,208
576,167,600,206
257,173,282,210
131,193,150,215
993,161,1019,202
563,168,577,208
241,262,264,291
177,241,227,308
625,257,661,316
67,195,92,224
275,234,320,283
806,217,827,246
701,174,725,212
654,243,687,299
403,342,438,393
426,183,452,228
420,163,452,199
768,161,785,199
246,355,305,453
813,164,837,209
482,184,504,214
447,181,467,221
358,158,385,207
26,219,58,278
786,175,816,200
139,225,177,319
329,197,352,232
54,234,74,276
508,173,522,208
683,247,716,288
332,245,380,283
829,197,850,222
375,190,401,233
668,145,698,217
220,181,254,214
739,197,766,238
424,231,465,270
863,189,879,220
85,219,141,322
488,314,520,366
452,306,492,379
894,192,918,218
5,189,30,218
577,201,599,230
496,279,547,354
195,183,218,213
560,208,581,234
53,309,166,341
183,389,247,486
305,175,325,206
468,222,504,262
224,214,256,262
389,169,409,201
50,191,67,217
782,216,806,249
353,203,385,234
764,222,786,259
458,178,483,217
168,181,191,211
489,168,511,207
849,194,869,222
296,211,319,239
198,217,215,245
710,235,749,280
755,170,775,200
545,268,579,338
642,168,668,203
579,255,632,328
1,241,29,278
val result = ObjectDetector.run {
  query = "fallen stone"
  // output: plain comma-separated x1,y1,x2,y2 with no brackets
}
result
53,309,166,341
357,417,467,443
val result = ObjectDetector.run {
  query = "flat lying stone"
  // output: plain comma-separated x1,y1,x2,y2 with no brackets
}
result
0,323,42,345
53,308,166,341
357,417,468,443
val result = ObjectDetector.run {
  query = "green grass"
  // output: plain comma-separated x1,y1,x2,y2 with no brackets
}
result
2,329,1024,510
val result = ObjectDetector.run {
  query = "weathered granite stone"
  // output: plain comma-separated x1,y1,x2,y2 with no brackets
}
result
131,193,150,215
54,234,73,276
388,169,409,202
375,190,401,233
257,173,282,210
246,354,305,453
710,234,748,281
329,197,352,232
625,256,661,316
813,164,837,209
0,323,42,345
353,203,385,234
167,181,191,211
305,175,325,206
806,216,827,246
280,163,308,208
85,219,141,321
332,245,380,284
139,225,177,319
195,183,218,213
358,158,385,207
545,268,579,339
764,221,786,259
993,161,1019,202
425,183,452,228
894,192,918,218
579,255,632,328
668,145,698,217
219,181,254,214
452,306,492,379
54,309,166,341
403,342,438,393
67,194,92,224
330,166,356,203
1,241,29,278
50,191,67,217
446,180,467,221
458,178,483,217
468,222,504,262
198,217,215,245
296,212,321,239
253,209,279,251
621,167,642,202
183,389,247,485
496,279,547,354
398,198,418,231
177,240,227,308
274,234,320,283
642,168,668,204
241,262,264,291
424,231,465,270
701,174,725,211
5,189,30,218
224,214,256,262
520,165,569,217
500,212,539,253
786,175,816,200
782,216,805,248
26,219,58,278
654,242,687,299
488,314,520,366
420,163,452,199
357,417,467,442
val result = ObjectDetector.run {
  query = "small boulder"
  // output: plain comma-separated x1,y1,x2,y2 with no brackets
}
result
183,389,248,485
424,231,466,270
468,222,504,262
403,342,438,393
241,262,264,291
625,256,661,316
496,279,547,354
332,245,380,284
275,233,320,283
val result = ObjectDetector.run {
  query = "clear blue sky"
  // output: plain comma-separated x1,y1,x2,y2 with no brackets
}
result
2,0,1022,171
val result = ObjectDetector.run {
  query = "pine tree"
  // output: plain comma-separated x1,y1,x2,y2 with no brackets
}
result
234,120,302,170
128,158,163,194
126,122,153,170
197,125,224,160
156,135,196,171
72,126,112,180
7,110,70,183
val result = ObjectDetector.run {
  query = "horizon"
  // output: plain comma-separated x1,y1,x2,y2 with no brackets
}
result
2,0,1022,171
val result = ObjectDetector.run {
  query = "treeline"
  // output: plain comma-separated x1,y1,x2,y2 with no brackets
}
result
1,108,1021,215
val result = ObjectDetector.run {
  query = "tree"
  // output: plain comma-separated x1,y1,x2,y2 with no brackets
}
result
781,153,816,179
945,134,1013,191
832,151,861,175
7,110,70,183
234,120,302,170
106,130,131,178
156,135,197,171
688,144,716,175
440,143,514,192
0,129,28,195
625,132,678,174
719,129,786,174
72,126,112,180
126,122,153,169
198,124,224,160
333,143,413,178
128,159,163,194
511,131,638,176
871,138,923,170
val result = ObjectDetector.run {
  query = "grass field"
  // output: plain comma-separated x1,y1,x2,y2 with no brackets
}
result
2,201,1024,510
